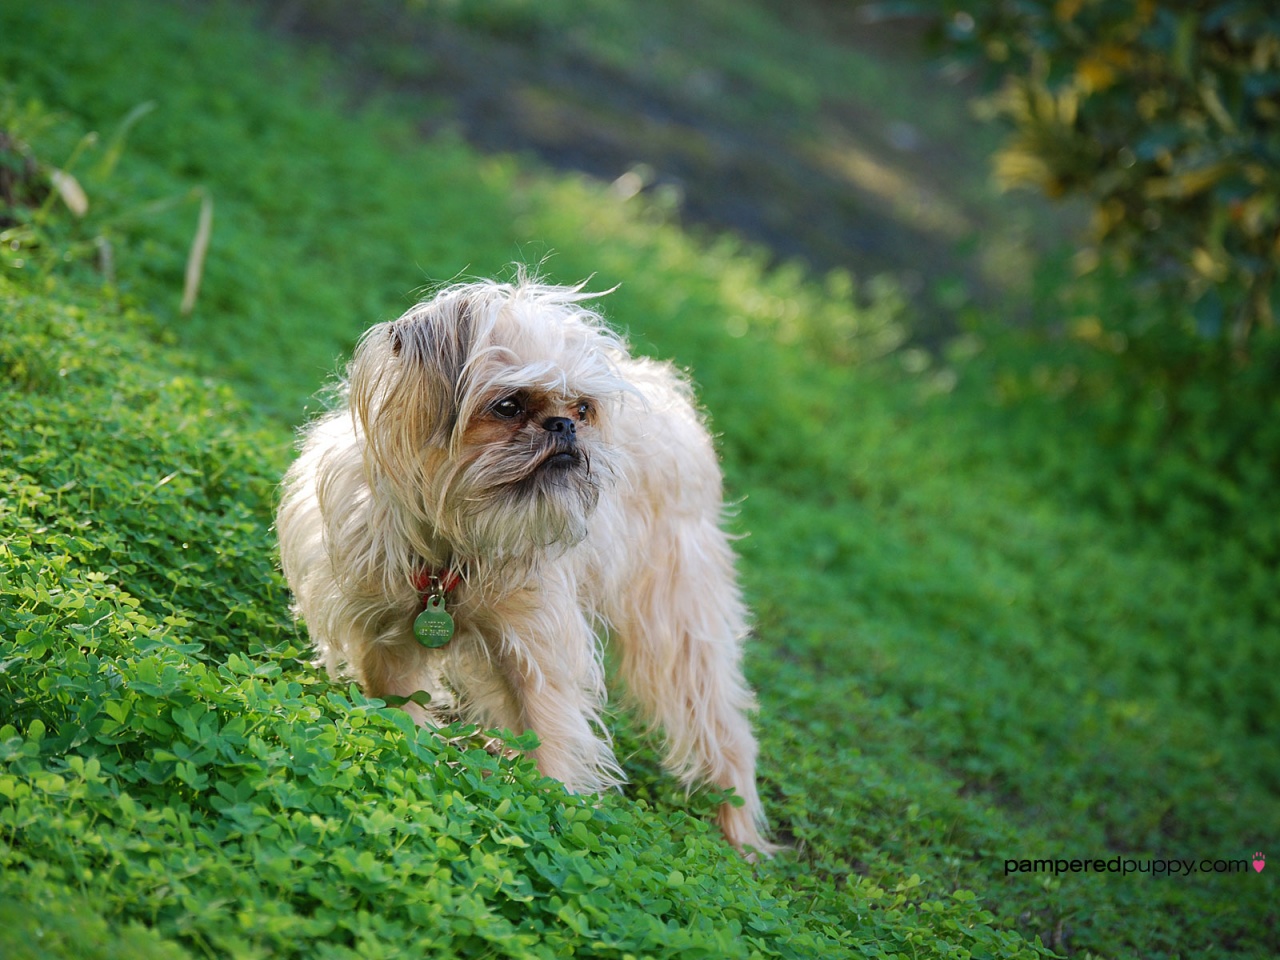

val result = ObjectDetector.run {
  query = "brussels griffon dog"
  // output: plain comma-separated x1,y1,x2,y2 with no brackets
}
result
276,275,773,854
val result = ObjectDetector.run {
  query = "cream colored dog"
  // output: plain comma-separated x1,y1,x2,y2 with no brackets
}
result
276,275,773,854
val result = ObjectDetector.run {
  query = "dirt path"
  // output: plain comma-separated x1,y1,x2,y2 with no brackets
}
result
261,0,1073,339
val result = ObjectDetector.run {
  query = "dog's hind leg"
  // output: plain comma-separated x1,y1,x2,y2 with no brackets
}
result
610,516,777,856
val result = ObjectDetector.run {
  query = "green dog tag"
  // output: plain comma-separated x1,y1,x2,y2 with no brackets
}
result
413,594,455,648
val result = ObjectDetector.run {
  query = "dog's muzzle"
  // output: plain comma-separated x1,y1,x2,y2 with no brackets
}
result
543,416,576,437
539,417,580,469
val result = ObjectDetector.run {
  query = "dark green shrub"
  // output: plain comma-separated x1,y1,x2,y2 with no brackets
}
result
935,0,1280,348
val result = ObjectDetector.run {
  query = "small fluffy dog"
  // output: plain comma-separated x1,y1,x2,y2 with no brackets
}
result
276,275,773,854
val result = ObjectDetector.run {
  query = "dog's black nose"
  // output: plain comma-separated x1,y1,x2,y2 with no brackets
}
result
543,416,576,437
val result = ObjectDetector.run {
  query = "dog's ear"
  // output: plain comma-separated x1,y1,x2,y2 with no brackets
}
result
388,294,473,372
349,291,477,479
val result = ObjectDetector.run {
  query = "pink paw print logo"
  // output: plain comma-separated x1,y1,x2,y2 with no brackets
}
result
1253,852,1265,873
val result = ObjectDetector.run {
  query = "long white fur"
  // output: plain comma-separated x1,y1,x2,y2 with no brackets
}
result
276,275,775,854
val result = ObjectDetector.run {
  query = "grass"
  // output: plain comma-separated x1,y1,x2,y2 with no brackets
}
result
1,1,1276,957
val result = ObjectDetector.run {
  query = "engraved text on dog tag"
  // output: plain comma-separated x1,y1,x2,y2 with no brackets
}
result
413,594,455,648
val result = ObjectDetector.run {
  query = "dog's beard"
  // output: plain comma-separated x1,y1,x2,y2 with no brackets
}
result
432,438,608,562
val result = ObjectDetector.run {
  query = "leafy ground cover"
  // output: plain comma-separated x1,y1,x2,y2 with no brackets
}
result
1,1,1275,957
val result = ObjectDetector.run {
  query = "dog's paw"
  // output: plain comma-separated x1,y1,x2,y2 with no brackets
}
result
716,803,784,861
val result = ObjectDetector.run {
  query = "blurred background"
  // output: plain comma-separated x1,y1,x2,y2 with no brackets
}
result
261,0,1079,344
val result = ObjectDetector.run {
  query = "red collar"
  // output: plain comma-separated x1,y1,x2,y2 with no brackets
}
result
413,568,462,607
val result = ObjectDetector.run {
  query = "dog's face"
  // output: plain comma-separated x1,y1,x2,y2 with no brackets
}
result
348,281,630,561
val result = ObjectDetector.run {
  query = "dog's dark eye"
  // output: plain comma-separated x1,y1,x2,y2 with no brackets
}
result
491,396,524,419
575,401,593,421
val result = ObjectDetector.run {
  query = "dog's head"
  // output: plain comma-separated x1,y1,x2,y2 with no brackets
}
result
348,276,631,561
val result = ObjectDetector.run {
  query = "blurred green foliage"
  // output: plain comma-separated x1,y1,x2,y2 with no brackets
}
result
931,0,1280,626
954,252,1280,641
935,0,1280,348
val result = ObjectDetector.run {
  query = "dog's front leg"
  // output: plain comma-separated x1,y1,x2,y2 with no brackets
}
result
466,589,623,795
351,630,450,728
